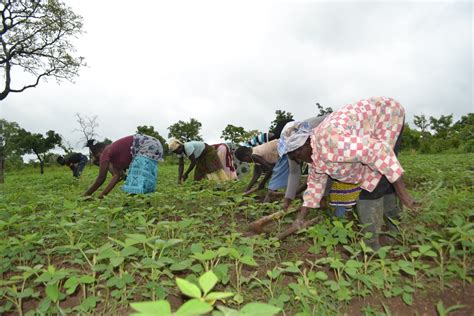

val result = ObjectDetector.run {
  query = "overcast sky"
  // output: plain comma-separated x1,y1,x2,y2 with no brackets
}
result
2,0,473,153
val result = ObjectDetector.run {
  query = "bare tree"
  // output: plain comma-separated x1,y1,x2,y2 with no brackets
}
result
74,113,99,163
74,113,99,145
0,0,86,100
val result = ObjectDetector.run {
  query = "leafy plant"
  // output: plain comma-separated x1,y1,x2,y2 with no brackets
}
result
131,271,280,316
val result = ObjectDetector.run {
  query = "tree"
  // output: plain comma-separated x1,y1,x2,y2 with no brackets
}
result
269,110,293,133
136,125,168,154
221,124,258,144
74,113,99,163
400,123,421,152
452,113,474,142
0,119,24,182
15,129,62,174
59,137,74,154
103,138,113,145
413,114,430,134
74,113,99,145
316,102,333,116
429,114,453,139
0,0,86,100
167,118,203,142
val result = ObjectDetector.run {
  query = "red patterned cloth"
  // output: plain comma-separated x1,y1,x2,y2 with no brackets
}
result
212,143,236,172
303,97,405,208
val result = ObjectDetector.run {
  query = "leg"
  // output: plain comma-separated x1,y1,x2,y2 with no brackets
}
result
296,183,308,194
334,206,346,219
356,197,384,250
75,156,88,178
383,193,401,233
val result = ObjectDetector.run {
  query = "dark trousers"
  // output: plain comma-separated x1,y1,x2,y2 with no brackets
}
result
73,155,88,177
356,124,404,249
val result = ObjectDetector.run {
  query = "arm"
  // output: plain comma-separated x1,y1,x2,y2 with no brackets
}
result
83,161,109,196
183,154,197,181
392,176,415,209
285,171,328,234
257,165,274,190
178,156,185,183
245,164,262,192
283,158,302,209
98,165,123,198
252,154,273,172
302,168,328,209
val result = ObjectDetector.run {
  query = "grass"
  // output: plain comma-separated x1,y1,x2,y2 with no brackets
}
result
1,154,473,315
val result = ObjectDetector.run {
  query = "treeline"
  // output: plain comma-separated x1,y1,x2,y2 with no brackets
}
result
1,111,472,176
401,114,473,153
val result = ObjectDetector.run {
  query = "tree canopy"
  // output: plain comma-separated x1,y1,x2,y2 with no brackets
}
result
15,129,62,174
221,124,259,144
0,119,24,181
269,110,294,133
413,114,430,134
0,0,86,100
401,113,473,153
316,103,333,116
167,118,203,142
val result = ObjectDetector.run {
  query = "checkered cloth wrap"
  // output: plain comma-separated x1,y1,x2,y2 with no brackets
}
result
303,97,405,208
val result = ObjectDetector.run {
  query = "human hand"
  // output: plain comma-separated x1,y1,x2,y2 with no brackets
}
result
398,192,416,210
402,197,421,212
282,198,291,210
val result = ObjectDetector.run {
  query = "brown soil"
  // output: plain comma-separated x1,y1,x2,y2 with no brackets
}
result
346,282,474,316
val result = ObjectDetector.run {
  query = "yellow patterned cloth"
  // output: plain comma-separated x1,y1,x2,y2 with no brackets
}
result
206,169,230,181
329,181,361,207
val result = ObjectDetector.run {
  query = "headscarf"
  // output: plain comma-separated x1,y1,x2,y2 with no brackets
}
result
277,121,312,157
167,137,183,152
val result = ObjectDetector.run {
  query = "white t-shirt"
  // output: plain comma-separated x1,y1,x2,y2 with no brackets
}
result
183,141,206,158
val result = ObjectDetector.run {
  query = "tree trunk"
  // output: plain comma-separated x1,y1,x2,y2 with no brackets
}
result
34,151,44,174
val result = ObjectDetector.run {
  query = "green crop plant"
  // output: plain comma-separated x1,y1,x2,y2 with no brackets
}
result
1,154,473,314
130,270,281,316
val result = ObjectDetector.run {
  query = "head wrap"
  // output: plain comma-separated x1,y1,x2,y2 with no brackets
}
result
167,137,183,152
277,121,312,157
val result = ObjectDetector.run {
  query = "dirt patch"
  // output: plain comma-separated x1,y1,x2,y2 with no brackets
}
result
346,282,474,316
167,294,185,310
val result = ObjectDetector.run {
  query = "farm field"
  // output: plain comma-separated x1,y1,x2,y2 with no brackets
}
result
1,154,473,315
